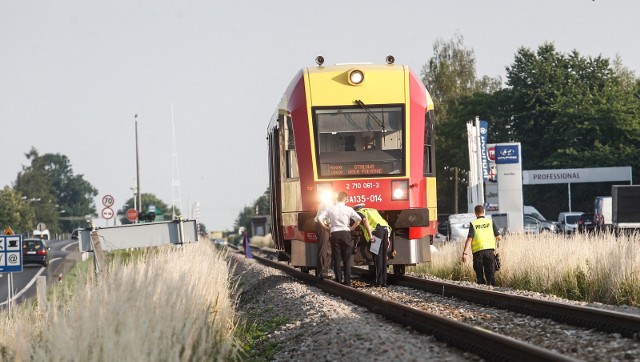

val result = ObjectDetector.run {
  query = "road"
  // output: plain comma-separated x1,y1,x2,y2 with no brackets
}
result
0,239,81,308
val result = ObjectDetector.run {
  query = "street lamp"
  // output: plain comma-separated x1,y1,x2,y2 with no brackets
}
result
135,114,142,216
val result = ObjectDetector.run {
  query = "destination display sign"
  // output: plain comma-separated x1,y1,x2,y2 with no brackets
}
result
327,163,393,176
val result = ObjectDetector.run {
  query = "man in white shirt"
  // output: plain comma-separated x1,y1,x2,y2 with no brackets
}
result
314,192,336,280
318,191,362,286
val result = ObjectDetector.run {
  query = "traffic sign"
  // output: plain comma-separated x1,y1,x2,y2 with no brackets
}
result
126,208,139,222
102,207,114,220
36,222,47,231
102,194,115,208
0,235,23,272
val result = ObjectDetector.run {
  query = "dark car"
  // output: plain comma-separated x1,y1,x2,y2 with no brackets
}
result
577,213,596,233
71,229,79,240
437,213,451,237
22,238,50,267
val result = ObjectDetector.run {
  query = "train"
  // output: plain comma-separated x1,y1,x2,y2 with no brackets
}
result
267,56,437,276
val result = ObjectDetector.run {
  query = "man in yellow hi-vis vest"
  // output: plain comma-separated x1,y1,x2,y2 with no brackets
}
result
462,205,502,285
354,203,390,287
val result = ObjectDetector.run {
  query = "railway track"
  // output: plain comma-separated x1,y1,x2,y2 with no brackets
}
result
352,268,640,339
241,248,579,361
232,244,640,360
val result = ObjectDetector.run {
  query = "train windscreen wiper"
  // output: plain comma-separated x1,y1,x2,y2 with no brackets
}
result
354,100,386,135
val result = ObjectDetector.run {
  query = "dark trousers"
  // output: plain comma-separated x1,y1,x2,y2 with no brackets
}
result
372,225,389,286
315,222,331,278
472,249,496,285
330,230,353,286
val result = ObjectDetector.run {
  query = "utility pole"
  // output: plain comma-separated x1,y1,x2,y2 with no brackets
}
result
135,114,142,216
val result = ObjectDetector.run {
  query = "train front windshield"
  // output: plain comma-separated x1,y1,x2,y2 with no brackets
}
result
313,105,405,178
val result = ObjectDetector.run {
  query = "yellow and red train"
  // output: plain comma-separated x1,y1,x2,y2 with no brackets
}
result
267,56,437,274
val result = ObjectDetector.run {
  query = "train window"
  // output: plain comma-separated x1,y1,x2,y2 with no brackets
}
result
424,110,435,176
313,105,405,178
286,149,299,179
285,115,295,150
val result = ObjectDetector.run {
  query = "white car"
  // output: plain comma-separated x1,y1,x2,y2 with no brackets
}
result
448,213,493,242
557,212,584,234
213,239,228,246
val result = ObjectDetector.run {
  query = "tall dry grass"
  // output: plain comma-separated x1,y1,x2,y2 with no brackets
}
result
0,241,239,361
422,231,640,306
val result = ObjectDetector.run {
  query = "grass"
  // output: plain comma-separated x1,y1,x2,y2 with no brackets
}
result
0,241,239,361
236,313,289,362
417,231,640,307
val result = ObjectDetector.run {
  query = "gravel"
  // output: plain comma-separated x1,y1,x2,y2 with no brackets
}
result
232,253,640,361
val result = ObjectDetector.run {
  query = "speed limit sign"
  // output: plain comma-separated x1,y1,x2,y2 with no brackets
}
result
102,194,115,208
101,207,114,220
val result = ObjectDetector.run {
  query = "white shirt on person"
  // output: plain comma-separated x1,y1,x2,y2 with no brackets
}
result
318,202,361,233
314,201,332,224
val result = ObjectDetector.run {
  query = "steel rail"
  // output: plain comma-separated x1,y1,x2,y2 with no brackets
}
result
358,270,640,339
246,252,579,362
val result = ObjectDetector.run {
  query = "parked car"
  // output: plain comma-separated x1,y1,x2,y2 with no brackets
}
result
437,213,451,237
577,213,596,233
213,239,228,246
557,212,584,234
525,213,559,233
22,238,50,267
448,213,493,242
523,215,542,234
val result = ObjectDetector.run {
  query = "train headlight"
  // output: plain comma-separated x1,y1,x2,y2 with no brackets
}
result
347,69,364,85
316,183,334,204
391,180,409,201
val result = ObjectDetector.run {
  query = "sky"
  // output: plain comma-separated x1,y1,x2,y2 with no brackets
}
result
1,1,639,232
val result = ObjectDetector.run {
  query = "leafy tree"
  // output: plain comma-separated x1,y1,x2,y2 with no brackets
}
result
14,148,97,234
500,43,640,217
0,186,36,234
234,189,270,236
116,193,179,224
421,33,502,213
198,222,207,236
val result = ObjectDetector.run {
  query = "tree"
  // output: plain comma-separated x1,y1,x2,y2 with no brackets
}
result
0,186,36,234
501,43,640,216
116,193,178,224
14,148,98,234
234,189,270,236
421,33,502,213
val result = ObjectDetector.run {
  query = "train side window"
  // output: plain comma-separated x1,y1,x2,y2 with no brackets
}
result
285,116,295,150
284,115,299,178
286,149,299,179
423,111,435,176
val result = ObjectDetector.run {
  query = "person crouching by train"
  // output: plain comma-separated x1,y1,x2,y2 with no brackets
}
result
317,191,362,286
314,193,336,281
462,205,502,286
353,204,391,287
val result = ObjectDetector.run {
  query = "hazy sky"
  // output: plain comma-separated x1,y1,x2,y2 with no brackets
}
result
2,1,638,231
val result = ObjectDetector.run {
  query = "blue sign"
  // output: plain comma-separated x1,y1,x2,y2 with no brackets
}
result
0,235,23,272
479,120,489,180
495,144,520,164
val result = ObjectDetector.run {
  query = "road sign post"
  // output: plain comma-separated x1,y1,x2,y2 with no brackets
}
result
126,208,139,223
1,233,23,314
101,195,116,226
102,194,115,208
